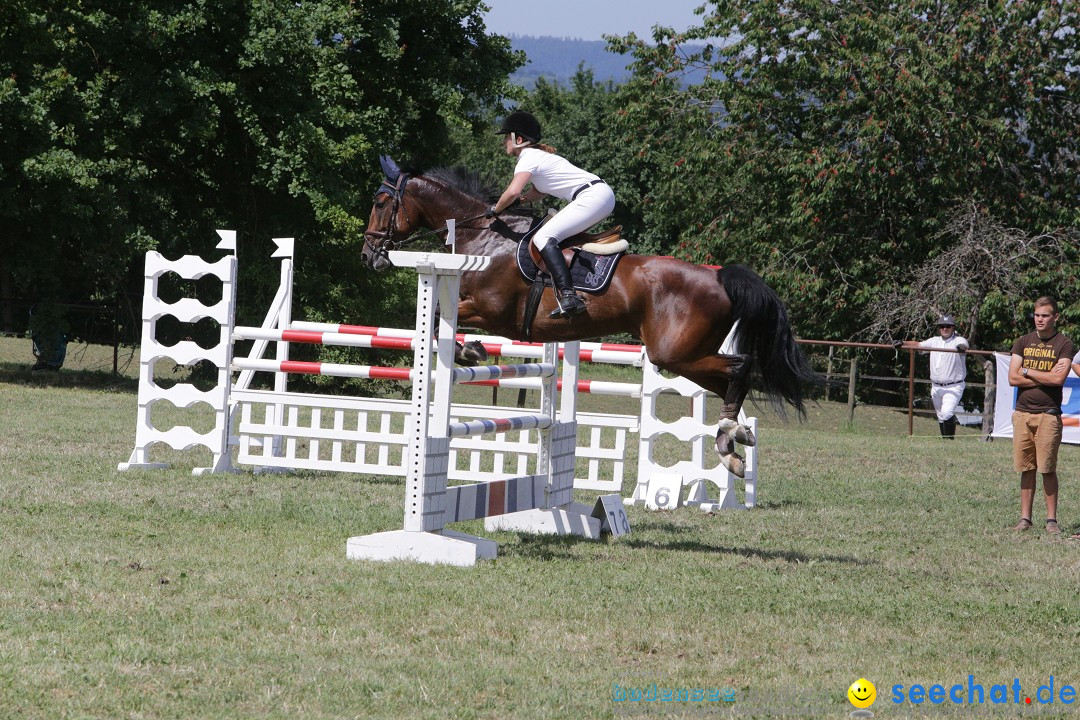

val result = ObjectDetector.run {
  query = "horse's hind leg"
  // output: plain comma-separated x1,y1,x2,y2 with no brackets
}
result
717,354,756,447
714,354,754,478
652,352,754,477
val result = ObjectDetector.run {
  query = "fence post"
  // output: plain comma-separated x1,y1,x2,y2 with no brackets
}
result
825,345,835,401
847,355,858,423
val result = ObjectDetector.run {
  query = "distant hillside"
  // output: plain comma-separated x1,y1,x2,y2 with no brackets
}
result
508,35,709,88
508,35,633,87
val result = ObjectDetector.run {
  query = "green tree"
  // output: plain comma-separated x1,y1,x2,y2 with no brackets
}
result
608,0,1080,341
1,0,522,348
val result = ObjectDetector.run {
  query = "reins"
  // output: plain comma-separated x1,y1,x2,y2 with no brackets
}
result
386,211,491,249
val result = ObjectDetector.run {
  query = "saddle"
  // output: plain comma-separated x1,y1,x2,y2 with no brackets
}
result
515,239,624,293
512,214,628,339
515,212,626,294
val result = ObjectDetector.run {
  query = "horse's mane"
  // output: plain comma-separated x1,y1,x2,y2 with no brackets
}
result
412,165,533,219
422,166,495,201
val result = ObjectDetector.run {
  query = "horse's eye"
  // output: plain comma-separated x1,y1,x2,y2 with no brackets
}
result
375,200,385,209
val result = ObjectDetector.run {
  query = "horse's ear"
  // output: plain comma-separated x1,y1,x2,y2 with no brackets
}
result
379,155,401,181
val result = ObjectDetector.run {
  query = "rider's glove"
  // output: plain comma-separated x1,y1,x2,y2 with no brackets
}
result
485,205,498,218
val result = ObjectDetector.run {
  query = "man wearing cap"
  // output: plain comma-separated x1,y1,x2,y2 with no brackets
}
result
897,314,970,438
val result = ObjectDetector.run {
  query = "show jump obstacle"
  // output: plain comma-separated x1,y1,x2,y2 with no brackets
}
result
345,251,600,565
117,230,239,475
118,231,760,559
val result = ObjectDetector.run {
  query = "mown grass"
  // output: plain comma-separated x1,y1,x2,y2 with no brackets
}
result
1,337,1079,720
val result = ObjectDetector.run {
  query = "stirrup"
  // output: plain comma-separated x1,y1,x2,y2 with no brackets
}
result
550,289,585,318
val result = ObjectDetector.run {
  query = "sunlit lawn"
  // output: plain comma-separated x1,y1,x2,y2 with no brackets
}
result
1,337,1078,720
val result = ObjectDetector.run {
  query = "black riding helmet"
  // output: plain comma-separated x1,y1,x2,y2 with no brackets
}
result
497,110,541,143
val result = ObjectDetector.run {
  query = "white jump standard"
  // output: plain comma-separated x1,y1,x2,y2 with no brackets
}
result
345,251,600,566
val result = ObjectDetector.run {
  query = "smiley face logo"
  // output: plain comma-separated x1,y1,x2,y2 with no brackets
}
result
848,678,876,709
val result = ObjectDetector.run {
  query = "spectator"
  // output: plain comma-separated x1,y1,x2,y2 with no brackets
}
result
1073,350,1080,540
1007,297,1075,534
895,314,970,439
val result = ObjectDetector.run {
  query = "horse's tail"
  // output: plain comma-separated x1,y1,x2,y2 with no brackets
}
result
719,264,820,418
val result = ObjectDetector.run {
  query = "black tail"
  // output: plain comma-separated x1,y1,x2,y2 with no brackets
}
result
719,265,820,418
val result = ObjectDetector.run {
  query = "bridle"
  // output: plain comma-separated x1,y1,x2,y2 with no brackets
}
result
362,172,411,265
363,173,494,265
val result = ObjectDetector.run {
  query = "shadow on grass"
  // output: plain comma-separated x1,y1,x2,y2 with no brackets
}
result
494,533,590,561
624,539,871,566
0,362,139,392
506,528,870,566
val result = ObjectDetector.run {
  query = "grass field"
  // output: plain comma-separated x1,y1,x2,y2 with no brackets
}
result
2,336,1079,720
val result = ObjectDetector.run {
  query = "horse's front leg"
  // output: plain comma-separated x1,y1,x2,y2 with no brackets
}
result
432,299,489,366
454,340,488,366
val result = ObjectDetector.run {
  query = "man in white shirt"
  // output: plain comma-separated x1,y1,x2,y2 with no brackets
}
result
897,314,970,438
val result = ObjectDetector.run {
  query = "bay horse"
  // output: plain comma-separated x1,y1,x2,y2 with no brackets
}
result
361,158,818,478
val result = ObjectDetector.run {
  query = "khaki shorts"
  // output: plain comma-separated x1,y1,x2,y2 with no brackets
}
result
1012,410,1063,473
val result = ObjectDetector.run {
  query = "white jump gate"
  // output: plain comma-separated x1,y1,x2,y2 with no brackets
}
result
117,230,238,475
345,251,599,565
118,231,761,522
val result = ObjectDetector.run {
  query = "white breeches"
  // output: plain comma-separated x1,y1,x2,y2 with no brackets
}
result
931,383,964,422
532,184,616,250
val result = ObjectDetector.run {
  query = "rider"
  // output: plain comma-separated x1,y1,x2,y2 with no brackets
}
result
486,110,615,318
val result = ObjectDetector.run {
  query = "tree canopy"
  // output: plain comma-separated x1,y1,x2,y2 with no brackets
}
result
1,0,523,339
3,0,1078,360
608,0,1080,342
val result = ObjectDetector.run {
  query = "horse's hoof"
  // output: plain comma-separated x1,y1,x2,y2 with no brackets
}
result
731,425,756,447
718,418,756,447
459,340,488,366
716,431,734,456
719,450,746,478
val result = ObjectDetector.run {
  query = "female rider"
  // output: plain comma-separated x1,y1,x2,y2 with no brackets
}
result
486,110,615,318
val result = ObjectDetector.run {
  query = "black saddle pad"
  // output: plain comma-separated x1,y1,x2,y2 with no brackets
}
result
515,240,623,294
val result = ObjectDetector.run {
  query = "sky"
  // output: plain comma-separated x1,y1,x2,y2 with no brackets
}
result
480,0,706,42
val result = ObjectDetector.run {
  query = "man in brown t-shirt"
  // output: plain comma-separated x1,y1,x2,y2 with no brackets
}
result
1007,296,1075,534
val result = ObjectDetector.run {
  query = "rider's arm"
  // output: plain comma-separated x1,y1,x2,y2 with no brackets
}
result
493,171,533,214
519,186,542,203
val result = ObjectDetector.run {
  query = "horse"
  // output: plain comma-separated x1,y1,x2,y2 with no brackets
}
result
360,157,819,478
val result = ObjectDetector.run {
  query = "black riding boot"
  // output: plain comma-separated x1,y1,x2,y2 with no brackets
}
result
539,240,585,318
942,417,956,439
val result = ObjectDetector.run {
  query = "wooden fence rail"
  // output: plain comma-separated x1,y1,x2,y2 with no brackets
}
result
796,340,999,437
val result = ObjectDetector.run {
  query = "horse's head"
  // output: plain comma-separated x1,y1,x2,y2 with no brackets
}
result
362,156,418,271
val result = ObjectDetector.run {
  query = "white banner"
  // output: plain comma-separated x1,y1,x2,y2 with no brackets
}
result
991,352,1080,445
